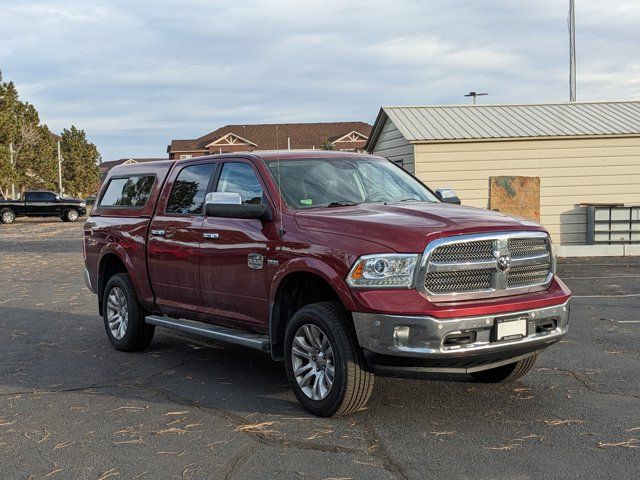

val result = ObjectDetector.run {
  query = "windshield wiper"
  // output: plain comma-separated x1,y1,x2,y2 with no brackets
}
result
399,197,421,202
326,201,359,208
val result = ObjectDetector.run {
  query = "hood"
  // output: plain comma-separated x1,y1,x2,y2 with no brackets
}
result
294,202,545,252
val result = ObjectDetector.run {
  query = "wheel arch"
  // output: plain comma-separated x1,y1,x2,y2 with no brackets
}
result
269,260,356,361
97,248,141,316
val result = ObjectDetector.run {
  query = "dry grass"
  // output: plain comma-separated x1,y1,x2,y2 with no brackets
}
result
234,421,282,438
597,439,639,449
539,419,584,426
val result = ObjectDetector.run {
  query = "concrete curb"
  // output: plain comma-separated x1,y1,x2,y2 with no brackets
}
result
557,245,640,257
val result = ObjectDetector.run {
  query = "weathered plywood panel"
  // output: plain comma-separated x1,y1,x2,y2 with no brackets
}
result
414,136,640,244
490,176,540,222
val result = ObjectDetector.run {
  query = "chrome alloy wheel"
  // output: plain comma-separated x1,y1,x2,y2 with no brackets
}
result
106,286,129,340
291,324,335,401
1,211,14,223
68,209,79,221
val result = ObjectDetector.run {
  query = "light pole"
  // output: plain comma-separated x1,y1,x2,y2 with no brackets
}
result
569,0,576,102
57,141,63,196
9,142,15,199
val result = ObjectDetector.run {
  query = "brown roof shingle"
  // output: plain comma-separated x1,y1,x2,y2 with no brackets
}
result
169,121,372,152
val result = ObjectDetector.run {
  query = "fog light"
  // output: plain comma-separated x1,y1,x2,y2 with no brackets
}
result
393,326,410,347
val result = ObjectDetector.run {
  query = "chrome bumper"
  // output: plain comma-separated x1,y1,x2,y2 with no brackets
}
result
352,302,569,362
83,268,96,294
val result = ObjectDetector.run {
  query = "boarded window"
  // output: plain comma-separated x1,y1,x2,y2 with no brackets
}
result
99,176,155,207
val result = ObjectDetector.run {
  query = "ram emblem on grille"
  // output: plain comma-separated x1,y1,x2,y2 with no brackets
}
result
496,254,511,272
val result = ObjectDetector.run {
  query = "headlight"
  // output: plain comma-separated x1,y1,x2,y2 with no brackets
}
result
79,202,86,208
347,254,418,288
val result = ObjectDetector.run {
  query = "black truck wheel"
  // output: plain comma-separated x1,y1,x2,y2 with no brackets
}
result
1,209,16,224
470,354,538,383
63,208,79,222
102,273,155,352
284,302,374,417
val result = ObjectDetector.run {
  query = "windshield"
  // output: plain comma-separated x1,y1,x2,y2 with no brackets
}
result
265,157,438,209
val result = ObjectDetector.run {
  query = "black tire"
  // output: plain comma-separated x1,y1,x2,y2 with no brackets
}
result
102,273,155,352
64,208,79,222
470,354,538,383
1,208,16,224
284,302,374,417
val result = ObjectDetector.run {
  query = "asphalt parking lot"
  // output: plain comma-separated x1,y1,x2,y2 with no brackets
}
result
1,218,639,479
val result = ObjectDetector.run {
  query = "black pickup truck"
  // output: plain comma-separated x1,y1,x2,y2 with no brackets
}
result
0,191,87,224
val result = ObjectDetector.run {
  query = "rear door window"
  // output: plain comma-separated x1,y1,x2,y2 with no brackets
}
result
99,176,155,207
166,163,216,214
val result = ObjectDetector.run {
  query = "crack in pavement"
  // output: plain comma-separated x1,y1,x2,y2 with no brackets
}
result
0,352,193,397
551,368,640,401
360,420,410,480
220,442,259,480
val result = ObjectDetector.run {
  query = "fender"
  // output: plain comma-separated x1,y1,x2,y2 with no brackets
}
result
269,257,356,313
268,257,356,360
97,242,155,310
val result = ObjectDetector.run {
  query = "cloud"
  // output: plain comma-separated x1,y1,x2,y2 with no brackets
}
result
1,0,638,160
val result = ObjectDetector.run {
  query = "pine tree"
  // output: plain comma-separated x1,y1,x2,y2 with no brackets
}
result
60,126,101,197
0,70,100,198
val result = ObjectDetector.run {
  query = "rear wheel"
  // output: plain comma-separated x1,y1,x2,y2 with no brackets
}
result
102,273,155,352
1,209,15,224
470,354,538,383
284,302,374,417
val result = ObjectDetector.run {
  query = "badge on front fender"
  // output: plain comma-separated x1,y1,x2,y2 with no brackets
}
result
247,253,264,270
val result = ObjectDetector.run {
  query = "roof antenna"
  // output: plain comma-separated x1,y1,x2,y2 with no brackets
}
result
464,91,489,105
275,125,285,238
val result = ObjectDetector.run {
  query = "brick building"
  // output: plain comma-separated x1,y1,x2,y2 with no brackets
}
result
167,121,372,159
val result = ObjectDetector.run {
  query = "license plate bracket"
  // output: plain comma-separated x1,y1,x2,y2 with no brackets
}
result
493,314,528,342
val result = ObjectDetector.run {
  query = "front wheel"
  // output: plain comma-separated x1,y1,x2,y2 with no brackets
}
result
284,302,374,417
470,354,538,383
63,208,79,222
102,273,155,352
1,209,16,224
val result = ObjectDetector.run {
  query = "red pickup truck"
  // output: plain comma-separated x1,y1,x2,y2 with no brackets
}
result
83,151,570,416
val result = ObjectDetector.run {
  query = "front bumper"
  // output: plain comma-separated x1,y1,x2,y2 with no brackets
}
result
352,301,569,374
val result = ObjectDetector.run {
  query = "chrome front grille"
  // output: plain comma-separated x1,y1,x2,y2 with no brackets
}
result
425,269,493,293
429,241,494,263
507,264,551,288
509,237,548,258
419,232,553,301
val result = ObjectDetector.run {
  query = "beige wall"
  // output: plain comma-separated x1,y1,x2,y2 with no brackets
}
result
413,136,640,245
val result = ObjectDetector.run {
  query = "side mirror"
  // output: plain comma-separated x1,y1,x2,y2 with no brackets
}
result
435,188,461,205
205,192,242,205
205,192,272,221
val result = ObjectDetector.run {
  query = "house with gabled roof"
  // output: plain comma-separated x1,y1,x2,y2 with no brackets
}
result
167,121,372,159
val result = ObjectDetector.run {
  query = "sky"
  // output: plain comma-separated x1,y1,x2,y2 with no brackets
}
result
1,0,639,160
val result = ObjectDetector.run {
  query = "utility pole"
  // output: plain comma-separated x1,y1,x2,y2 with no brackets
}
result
569,0,576,102
57,141,63,196
9,142,15,199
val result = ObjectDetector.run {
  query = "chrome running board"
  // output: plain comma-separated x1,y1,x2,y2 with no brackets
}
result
145,315,270,352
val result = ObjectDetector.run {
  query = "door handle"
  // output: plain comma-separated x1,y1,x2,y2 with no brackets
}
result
151,229,166,236
203,232,220,240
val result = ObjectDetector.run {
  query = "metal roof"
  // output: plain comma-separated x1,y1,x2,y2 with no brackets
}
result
366,101,640,149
